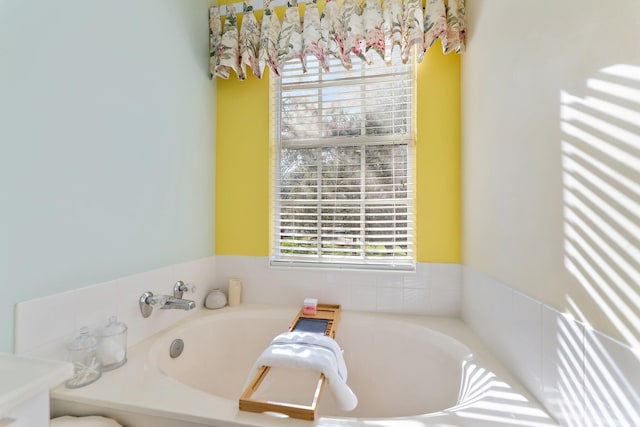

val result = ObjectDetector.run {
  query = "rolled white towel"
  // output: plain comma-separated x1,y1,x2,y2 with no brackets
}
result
271,332,348,381
244,332,358,411
50,416,123,427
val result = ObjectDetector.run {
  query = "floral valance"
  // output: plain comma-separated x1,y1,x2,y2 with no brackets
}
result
209,0,465,80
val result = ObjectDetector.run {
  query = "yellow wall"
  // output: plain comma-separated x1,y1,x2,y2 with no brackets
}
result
216,41,461,263
416,45,461,262
215,70,271,256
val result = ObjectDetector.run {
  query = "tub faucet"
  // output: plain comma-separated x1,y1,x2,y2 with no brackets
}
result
161,296,196,311
139,291,196,318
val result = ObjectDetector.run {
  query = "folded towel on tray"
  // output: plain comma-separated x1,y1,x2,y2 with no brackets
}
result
244,331,358,411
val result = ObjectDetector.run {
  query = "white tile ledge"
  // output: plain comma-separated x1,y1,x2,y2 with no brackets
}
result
0,353,73,415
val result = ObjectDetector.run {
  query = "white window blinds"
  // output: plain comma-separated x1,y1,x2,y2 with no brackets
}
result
271,53,415,270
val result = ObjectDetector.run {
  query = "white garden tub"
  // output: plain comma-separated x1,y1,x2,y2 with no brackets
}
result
52,305,559,427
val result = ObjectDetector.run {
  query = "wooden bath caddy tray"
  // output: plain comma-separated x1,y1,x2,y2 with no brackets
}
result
239,303,341,421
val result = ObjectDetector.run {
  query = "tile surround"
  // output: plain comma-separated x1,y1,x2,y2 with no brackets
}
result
584,329,640,427
215,256,461,316
509,290,543,399
541,307,585,427
14,257,217,360
14,256,461,360
462,266,640,427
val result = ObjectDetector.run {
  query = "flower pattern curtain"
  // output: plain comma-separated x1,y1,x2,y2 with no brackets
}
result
239,3,262,79
210,0,465,79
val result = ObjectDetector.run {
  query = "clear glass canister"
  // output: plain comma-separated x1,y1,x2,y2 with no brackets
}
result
99,316,128,371
65,326,102,388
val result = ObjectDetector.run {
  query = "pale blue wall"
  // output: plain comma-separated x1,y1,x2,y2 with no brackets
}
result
0,0,217,352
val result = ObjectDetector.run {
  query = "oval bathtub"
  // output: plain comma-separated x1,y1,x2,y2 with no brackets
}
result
52,306,558,427
151,309,470,419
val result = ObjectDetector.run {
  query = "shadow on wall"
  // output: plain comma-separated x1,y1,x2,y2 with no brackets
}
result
561,64,640,425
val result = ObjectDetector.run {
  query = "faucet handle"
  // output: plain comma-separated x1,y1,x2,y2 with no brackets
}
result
139,291,168,318
173,281,196,298
146,294,168,308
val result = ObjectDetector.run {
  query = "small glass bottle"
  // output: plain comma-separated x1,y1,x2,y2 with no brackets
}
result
99,316,128,371
65,326,102,388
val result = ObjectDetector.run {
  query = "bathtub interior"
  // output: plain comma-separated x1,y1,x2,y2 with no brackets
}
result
152,314,286,400
151,311,473,419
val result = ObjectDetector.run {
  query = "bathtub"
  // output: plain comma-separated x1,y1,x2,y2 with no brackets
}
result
52,305,559,427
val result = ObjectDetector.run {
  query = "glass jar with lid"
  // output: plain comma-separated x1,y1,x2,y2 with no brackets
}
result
98,316,128,371
65,326,102,388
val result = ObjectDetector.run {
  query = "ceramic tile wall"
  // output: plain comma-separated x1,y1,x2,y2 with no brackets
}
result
14,256,461,360
14,256,217,360
462,266,640,427
214,256,461,316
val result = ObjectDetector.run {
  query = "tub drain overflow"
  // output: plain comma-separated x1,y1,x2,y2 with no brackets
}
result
169,339,184,358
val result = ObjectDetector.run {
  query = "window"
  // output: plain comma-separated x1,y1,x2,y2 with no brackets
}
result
271,53,415,270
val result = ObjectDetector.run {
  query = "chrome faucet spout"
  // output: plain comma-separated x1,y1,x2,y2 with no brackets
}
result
160,296,196,311
139,284,197,318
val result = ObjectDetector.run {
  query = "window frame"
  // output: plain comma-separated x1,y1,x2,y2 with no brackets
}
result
270,53,417,271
